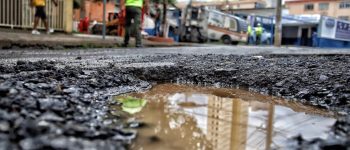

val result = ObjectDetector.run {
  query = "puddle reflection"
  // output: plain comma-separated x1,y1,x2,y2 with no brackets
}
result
115,84,336,150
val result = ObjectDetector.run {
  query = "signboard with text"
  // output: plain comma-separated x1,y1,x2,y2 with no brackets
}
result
335,21,350,40
319,16,350,42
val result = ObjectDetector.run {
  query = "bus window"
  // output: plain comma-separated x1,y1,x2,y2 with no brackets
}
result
229,19,237,31
209,12,223,27
224,17,230,29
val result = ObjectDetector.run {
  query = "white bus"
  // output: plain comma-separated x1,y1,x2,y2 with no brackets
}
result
180,6,248,45
207,10,248,44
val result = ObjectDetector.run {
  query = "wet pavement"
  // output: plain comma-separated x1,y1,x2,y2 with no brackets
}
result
1,46,350,149
116,84,336,150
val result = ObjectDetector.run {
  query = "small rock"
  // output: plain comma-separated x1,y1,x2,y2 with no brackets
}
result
338,94,350,105
275,80,285,87
319,75,329,81
0,86,10,97
326,93,334,97
113,129,137,143
308,64,319,68
39,111,64,122
19,138,44,150
64,123,89,135
128,121,147,128
103,119,113,126
16,61,26,65
252,56,264,59
0,121,9,132
296,89,311,99
49,137,68,149
37,83,51,89
38,98,67,111
9,88,18,95
63,87,78,94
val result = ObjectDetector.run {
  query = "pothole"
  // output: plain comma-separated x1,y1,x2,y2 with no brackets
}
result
112,84,336,150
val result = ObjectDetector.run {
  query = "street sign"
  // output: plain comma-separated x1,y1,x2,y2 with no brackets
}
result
335,21,350,41
319,16,350,42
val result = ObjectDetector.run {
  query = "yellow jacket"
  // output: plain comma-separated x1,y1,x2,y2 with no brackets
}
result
125,0,143,8
247,25,252,36
256,26,263,36
33,0,46,7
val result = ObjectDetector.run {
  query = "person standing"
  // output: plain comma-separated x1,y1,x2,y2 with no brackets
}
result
255,23,263,45
122,0,149,48
30,0,58,35
154,2,162,36
247,24,253,45
312,32,318,47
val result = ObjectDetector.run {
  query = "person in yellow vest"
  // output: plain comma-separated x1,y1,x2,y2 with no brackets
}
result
255,23,264,45
30,0,57,35
247,24,253,45
122,0,149,48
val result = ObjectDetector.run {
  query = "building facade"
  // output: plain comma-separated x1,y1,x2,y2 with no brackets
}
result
176,0,266,10
207,96,249,150
285,0,350,20
265,0,277,7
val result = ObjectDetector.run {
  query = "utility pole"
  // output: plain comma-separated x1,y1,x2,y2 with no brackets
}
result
274,0,282,47
103,0,107,40
180,0,192,40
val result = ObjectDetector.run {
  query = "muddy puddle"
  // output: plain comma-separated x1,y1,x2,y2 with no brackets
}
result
113,84,337,150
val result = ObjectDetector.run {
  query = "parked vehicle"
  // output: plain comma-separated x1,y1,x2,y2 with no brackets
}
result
207,10,248,45
179,6,248,44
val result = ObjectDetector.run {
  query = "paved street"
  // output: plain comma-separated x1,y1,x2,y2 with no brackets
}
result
1,45,350,59
1,0,350,149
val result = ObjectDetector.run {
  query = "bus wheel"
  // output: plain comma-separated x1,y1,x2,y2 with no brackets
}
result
222,35,232,45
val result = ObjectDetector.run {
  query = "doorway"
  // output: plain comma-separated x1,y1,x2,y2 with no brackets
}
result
300,28,309,46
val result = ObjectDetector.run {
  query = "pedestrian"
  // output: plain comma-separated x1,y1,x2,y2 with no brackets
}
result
154,2,162,36
30,0,58,35
312,32,318,47
122,0,149,48
255,23,263,45
247,24,253,45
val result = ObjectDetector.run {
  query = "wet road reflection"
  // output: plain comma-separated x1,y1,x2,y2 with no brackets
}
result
115,84,336,150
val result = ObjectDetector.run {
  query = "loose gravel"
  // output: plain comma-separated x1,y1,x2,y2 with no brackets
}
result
1,53,350,150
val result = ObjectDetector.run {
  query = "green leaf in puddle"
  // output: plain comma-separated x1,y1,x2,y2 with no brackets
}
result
117,96,147,114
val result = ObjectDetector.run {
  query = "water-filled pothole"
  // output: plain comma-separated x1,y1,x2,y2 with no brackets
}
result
113,84,336,150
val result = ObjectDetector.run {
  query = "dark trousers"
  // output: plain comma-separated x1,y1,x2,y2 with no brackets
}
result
124,6,142,46
35,6,47,20
155,20,161,36
256,35,261,45
247,35,254,45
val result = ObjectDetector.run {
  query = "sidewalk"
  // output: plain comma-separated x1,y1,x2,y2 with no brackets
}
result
0,28,194,49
